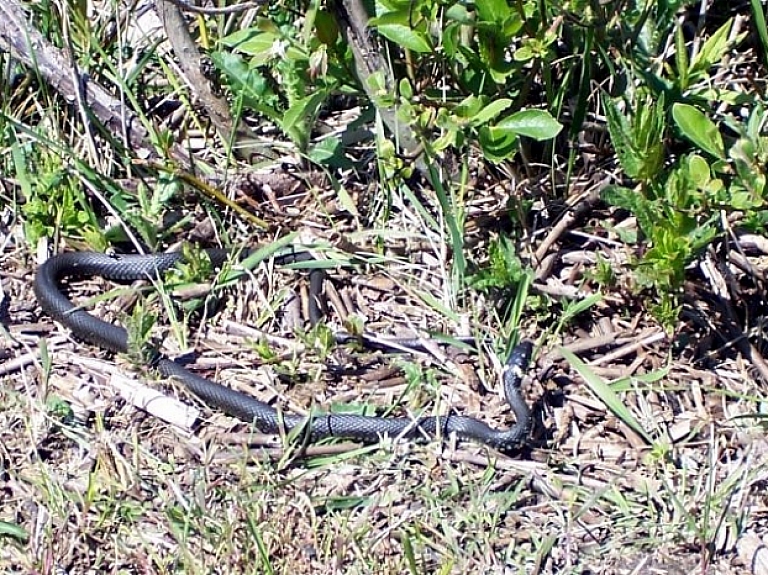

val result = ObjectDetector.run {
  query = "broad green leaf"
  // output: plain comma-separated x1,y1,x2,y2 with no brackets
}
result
375,24,432,53
672,103,725,159
376,0,413,11
282,91,326,149
478,125,518,162
469,98,513,127
455,95,485,119
315,10,340,45
369,10,412,27
219,28,261,47
686,154,711,188
496,109,562,140
210,51,280,120
560,348,654,445
445,4,474,24
475,0,512,25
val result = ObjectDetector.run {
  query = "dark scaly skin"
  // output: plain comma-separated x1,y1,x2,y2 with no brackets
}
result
34,250,533,451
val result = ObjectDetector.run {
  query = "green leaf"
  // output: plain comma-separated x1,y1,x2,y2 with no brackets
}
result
219,27,261,48
210,51,280,121
478,125,519,162
455,95,485,119
601,185,656,236
674,24,689,90
496,109,563,140
475,0,512,25
603,95,642,178
375,24,432,53
308,137,353,169
219,232,300,285
445,4,474,24
686,154,711,188
672,103,725,159
560,348,654,445
0,521,28,542
469,98,513,127
282,91,326,150
751,0,768,70
690,19,734,75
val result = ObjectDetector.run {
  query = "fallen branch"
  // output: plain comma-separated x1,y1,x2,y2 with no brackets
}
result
0,1,162,159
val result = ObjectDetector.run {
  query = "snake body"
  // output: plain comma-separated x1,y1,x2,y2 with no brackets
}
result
34,250,532,451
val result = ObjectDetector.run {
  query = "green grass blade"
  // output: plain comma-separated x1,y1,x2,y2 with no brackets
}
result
751,0,768,69
560,347,653,445
218,232,300,284
426,162,466,284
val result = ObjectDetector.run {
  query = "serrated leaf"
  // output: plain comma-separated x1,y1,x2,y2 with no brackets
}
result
601,185,640,211
601,185,657,236
496,109,562,140
210,51,280,120
603,95,643,178
672,103,725,159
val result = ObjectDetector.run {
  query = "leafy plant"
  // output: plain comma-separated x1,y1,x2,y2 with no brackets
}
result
467,235,529,291
212,0,563,167
212,17,346,155
603,91,768,326
628,15,747,107
11,140,105,249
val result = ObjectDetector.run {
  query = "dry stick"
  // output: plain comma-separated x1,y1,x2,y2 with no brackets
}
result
558,333,617,355
533,187,603,274
330,0,425,171
0,351,38,376
729,250,767,283
155,0,263,161
0,0,190,165
710,256,768,383
134,159,269,228
736,233,768,255
161,0,268,14
589,329,666,367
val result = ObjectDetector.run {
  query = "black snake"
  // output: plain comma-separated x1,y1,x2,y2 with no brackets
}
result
33,249,532,451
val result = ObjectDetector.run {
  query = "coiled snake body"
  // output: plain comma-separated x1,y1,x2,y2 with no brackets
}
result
34,250,532,451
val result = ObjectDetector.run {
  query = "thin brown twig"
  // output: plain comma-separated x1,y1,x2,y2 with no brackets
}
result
160,0,268,15
533,186,603,273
